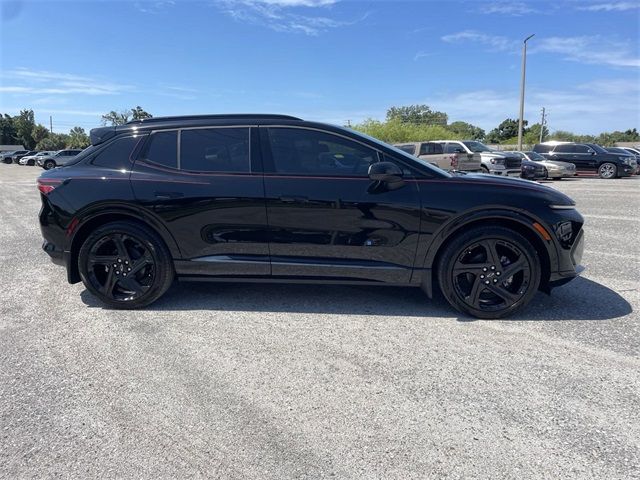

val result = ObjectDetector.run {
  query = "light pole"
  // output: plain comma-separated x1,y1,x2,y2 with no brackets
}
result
517,33,535,151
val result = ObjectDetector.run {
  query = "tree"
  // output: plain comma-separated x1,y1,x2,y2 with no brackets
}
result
0,114,18,145
448,121,485,140
36,133,69,151
101,110,130,126
14,109,36,149
486,118,528,144
352,118,457,143
524,123,549,144
67,127,90,149
32,124,50,145
131,106,152,120
386,104,448,126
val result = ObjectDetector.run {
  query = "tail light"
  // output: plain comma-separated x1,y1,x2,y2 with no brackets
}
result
37,179,62,195
450,154,459,169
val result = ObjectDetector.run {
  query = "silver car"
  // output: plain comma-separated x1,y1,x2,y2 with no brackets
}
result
513,151,576,179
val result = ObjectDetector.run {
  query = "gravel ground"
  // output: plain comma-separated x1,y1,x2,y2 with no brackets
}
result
1,164,639,479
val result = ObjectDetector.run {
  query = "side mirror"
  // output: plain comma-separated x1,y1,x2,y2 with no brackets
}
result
368,161,403,182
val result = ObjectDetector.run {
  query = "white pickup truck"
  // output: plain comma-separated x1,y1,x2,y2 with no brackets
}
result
432,140,522,176
394,141,482,172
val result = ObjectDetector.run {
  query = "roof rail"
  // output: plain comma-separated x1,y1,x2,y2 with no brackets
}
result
125,114,302,125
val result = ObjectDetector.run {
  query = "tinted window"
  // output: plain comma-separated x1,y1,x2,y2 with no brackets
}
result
534,144,553,153
554,144,575,153
444,142,463,154
180,127,250,173
144,130,178,168
397,145,416,155
574,145,592,154
420,143,443,155
267,128,378,176
90,136,140,169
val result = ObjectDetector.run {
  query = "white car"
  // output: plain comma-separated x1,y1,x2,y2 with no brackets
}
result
19,151,54,166
511,151,577,180
432,140,522,176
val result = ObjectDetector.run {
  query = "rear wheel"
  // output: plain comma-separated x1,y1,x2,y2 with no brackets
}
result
598,162,617,179
78,221,174,309
43,160,55,170
437,226,541,319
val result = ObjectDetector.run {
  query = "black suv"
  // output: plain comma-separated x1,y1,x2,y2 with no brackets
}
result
533,142,636,179
38,115,585,319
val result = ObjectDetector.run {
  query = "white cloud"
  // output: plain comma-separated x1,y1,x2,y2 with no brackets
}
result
478,2,537,15
215,0,357,35
441,31,639,68
425,81,639,134
578,2,639,11
441,31,517,52
533,36,640,68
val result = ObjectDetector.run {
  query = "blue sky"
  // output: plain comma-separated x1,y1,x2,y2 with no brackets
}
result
1,0,638,135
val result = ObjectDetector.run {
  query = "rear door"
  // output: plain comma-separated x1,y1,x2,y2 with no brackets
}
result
130,126,270,276
572,144,598,173
260,126,422,283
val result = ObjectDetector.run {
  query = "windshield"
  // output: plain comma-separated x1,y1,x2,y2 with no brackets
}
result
335,126,452,178
462,141,493,153
586,143,608,154
524,151,545,161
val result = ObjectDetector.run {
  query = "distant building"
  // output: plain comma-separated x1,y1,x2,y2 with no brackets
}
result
0,144,25,152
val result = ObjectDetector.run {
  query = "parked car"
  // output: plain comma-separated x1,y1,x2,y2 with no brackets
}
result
533,142,636,179
520,159,547,180
432,141,521,176
1,150,30,164
12,150,38,164
510,151,576,180
618,147,640,174
393,141,482,173
36,149,83,169
606,147,640,174
19,151,52,166
38,114,584,319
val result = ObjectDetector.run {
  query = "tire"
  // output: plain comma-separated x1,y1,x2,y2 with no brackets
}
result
78,221,174,309
481,165,490,174
598,162,617,179
437,226,541,319
43,160,55,170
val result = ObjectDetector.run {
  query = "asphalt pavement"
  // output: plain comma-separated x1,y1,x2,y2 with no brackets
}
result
1,164,638,479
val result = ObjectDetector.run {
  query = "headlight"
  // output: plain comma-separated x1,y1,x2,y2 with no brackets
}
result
549,204,576,210
523,164,534,169
619,157,632,164
490,158,505,165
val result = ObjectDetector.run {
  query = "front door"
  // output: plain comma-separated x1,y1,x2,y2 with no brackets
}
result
260,126,422,283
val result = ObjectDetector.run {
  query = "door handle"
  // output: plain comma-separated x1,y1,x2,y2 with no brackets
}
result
155,191,184,200
279,195,309,203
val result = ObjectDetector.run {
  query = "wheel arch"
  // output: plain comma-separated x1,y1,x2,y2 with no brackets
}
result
418,209,557,297
67,207,181,284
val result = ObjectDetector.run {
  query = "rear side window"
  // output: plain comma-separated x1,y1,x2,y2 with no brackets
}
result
554,144,575,153
144,130,178,168
420,143,443,155
533,144,553,153
397,145,416,155
574,145,591,153
180,127,250,173
91,136,140,169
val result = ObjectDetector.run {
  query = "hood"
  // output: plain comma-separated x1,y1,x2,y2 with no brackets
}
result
452,172,575,206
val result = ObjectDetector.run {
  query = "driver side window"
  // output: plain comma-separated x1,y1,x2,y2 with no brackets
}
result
266,128,378,177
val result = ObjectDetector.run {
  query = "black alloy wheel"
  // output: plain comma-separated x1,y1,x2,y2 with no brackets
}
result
78,221,174,308
438,226,541,319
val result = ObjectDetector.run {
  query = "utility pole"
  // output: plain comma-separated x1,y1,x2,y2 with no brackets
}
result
517,33,535,151
539,107,546,143
49,116,53,133
346,119,352,128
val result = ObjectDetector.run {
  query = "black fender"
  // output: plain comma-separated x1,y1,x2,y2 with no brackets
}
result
413,207,560,297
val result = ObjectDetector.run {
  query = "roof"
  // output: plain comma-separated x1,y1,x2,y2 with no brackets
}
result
91,114,306,146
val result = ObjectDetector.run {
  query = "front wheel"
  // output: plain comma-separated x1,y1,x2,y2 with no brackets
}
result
78,221,174,309
437,226,541,319
43,160,55,170
598,162,617,179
